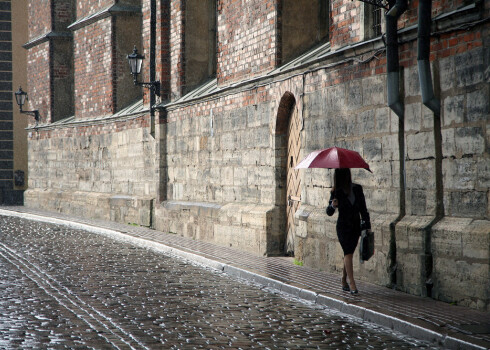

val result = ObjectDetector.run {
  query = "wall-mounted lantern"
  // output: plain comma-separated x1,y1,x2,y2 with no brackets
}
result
126,46,160,97
14,86,39,124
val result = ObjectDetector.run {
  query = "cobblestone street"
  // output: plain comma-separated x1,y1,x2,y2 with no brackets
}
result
0,215,437,349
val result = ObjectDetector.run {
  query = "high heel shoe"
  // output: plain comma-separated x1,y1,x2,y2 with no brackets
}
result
341,279,350,292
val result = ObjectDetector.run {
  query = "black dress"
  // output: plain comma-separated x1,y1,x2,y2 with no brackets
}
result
326,183,371,256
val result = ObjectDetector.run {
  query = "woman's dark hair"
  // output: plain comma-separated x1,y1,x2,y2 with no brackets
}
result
333,168,352,194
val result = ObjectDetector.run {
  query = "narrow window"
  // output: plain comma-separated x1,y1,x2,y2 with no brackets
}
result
281,0,329,64
185,0,217,93
372,6,382,37
362,2,384,40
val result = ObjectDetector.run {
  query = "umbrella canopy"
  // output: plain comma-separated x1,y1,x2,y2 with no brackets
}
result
295,147,371,172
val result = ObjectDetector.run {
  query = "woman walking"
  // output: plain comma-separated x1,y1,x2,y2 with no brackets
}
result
326,168,371,294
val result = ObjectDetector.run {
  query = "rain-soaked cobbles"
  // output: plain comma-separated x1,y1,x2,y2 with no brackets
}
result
0,215,438,349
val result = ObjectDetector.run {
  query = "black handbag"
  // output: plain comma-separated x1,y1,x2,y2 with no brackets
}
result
360,229,374,262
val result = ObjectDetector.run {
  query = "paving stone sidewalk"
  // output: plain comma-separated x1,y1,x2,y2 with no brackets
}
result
0,206,488,350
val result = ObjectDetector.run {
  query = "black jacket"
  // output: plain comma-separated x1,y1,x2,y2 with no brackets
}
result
326,183,371,236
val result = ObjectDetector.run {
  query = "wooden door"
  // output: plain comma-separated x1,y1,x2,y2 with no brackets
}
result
285,105,301,255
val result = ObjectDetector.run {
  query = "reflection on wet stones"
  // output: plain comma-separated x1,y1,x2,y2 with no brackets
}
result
0,215,437,349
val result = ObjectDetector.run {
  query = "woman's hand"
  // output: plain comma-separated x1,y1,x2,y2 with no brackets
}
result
331,198,338,208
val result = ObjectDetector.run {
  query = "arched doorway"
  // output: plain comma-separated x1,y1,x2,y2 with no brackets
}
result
285,102,302,255
275,92,301,256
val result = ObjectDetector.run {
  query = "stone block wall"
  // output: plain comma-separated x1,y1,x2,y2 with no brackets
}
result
154,85,284,254
431,218,489,310
25,116,157,226
155,201,277,255
394,216,434,296
439,47,488,218
164,89,273,204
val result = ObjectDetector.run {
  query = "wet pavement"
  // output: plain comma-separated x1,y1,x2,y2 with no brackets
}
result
0,207,489,349
0,214,438,349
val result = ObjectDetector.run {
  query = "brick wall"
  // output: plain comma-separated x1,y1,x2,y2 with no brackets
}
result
157,0,171,101
28,0,50,39
281,0,328,64
184,0,216,93
330,0,361,49
141,0,152,105
169,0,184,99
76,0,114,20
26,42,51,123
73,19,113,118
216,0,277,85
25,1,75,123
114,15,143,111
26,0,52,123
72,0,141,119
53,1,74,31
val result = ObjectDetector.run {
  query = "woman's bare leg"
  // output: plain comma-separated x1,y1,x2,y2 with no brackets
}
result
342,264,348,286
344,254,357,290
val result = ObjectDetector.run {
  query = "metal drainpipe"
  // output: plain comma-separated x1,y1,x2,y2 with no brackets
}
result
385,0,407,288
150,0,157,227
150,0,157,136
386,1,406,119
386,0,407,17
418,0,443,298
417,0,440,116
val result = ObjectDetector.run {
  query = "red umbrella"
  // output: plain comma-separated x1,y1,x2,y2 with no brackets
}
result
295,147,371,172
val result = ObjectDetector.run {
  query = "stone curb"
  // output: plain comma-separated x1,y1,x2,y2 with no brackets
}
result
0,209,485,350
